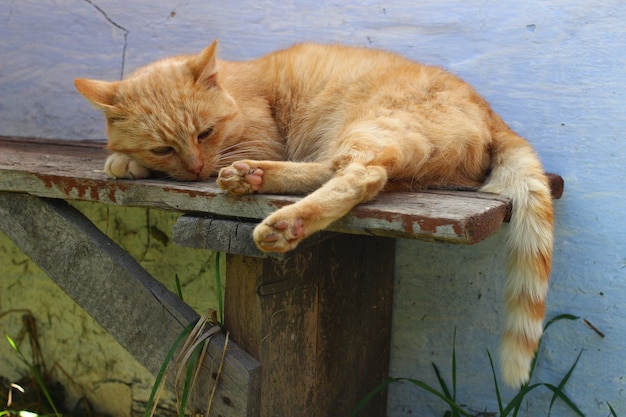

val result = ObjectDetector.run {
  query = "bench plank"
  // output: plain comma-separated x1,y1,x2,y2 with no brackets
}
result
0,136,550,245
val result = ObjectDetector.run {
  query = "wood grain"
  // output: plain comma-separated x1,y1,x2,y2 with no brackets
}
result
0,136,564,245
225,234,395,417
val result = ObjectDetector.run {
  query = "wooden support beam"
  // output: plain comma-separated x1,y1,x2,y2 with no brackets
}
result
173,216,337,258
174,217,395,415
222,233,395,417
173,215,396,416
173,217,276,258
0,192,260,417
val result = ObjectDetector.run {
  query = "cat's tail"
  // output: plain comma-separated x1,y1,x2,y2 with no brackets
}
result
480,131,554,388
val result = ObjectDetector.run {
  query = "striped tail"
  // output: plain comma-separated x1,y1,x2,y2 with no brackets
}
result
480,131,554,388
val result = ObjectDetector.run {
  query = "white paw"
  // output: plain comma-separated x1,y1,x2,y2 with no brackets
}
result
104,153,151,179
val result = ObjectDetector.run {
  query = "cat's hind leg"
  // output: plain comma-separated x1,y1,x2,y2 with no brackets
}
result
252,162,388,252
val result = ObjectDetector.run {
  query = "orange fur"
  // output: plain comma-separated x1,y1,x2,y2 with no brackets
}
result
75,40,554,387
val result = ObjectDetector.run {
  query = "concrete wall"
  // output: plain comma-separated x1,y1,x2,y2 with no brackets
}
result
1,1,625,416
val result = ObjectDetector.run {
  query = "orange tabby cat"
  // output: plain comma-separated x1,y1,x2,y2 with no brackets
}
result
74,40,554,388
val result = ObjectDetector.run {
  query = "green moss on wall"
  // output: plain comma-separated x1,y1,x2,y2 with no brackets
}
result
70,201,223,314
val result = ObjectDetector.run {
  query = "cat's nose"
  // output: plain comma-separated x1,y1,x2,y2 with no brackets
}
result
189,161,205,180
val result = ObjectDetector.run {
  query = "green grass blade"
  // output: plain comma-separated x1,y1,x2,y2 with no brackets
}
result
432,363,453,401
606,401,617,417
175,274,184,301
178,341,204,417
215,252,224,325
526,315,578,391
351,376,473,417
6,335,60,417
144,319,198,417
350,377,399,417
451,333,460,417
502,383,545,416
607,402,617,417
543,314,579,333
543,383,585,417
401,378,473,417
452,328,457,405
513,313,580,416
430,329,459,417
546,349,585,417
486,350,504,416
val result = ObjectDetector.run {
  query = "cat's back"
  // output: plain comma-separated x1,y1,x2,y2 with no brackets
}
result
263,43,486,158
265,42,476,115
268,42,428,87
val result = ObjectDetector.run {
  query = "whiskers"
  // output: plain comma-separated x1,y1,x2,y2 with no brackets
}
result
151,171,197,182
151,171,177,181
157,174,175,181
215,139,287,168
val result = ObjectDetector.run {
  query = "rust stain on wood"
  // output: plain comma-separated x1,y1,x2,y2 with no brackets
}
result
35,173,100,201
1,136,564,245
32,173,137,204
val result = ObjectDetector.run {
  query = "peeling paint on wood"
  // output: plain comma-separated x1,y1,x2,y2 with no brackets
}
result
0,137,561,246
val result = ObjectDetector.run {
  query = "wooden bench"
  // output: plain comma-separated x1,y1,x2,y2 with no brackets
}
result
0,136,564,417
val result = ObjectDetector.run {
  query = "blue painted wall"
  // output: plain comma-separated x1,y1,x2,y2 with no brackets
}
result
1,1,624,415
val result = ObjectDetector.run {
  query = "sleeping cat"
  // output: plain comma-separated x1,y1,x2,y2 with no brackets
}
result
74,40,554,388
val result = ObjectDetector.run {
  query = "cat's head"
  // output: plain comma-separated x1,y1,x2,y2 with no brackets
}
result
74,40,242,181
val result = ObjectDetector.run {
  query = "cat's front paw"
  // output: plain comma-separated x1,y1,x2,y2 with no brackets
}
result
217,161,264,195
253,216,305,252
105,152,151,179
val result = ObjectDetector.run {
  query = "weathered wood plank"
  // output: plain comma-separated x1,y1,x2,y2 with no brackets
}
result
0,136,563,245
0,137,501,244
225,234,395,417
172,216,338,258
0,192,260,417
172,218,273,258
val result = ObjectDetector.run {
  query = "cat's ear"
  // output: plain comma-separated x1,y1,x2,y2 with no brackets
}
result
74,78,119,111
189,40,219,88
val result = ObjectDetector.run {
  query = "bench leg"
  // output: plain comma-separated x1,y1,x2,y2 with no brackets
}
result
224,233,395,417
0,193,260,416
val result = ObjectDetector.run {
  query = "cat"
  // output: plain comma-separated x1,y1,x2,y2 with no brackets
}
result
74,40,554,388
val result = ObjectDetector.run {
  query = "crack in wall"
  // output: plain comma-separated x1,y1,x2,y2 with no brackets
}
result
82,0,129,79
5,0,14,25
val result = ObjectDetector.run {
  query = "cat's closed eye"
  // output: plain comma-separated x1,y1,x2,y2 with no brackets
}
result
197,128,213,142
151,146,175,156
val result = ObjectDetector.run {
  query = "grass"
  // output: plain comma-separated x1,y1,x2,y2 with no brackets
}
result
351,314,596,417
0,311,100,417
0,253,229,417
1,252,227,417
4,256,617,417
145,252,227,417
5,336,61,417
